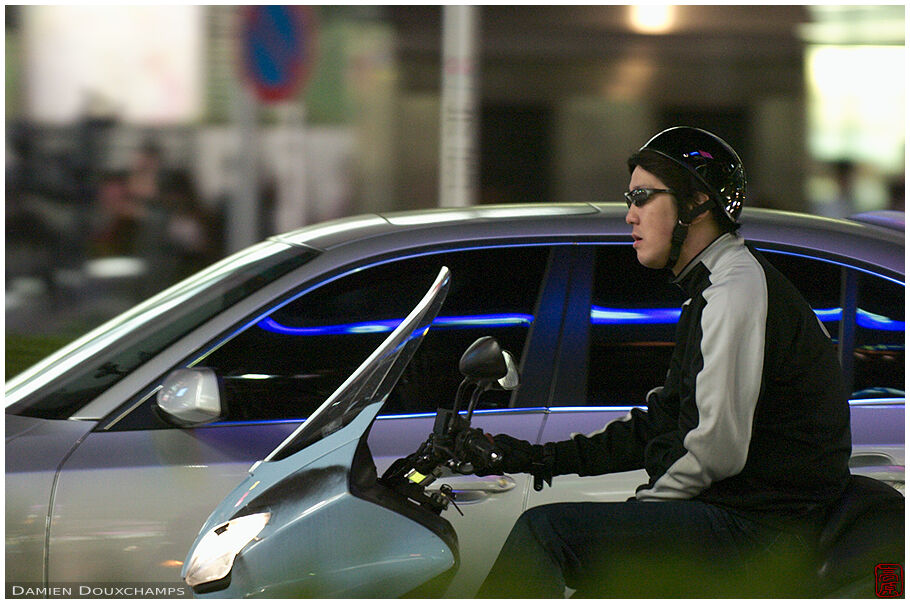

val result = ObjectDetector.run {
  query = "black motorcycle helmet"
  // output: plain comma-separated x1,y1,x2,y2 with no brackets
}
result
636,126,746,225
627,127,746,271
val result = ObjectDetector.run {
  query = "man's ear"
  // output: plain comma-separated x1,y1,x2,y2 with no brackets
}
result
688,192,714,224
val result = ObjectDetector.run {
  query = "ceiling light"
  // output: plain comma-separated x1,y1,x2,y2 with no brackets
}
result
629,5,676,34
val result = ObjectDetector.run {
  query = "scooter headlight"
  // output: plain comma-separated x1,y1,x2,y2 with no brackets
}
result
183,512,270,588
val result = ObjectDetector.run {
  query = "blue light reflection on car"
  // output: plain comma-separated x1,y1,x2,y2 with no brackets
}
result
589,306,903,331
589,307,679,325
854,310,905,331
257,307,903,335
257,313,534,336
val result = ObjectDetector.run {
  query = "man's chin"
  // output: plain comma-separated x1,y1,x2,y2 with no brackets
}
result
636,251,668,270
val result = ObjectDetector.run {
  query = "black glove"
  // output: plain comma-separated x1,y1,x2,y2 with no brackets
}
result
454,428,502,473
491,434,557,490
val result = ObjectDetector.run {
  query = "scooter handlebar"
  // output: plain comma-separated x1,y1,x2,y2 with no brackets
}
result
455,428,502,471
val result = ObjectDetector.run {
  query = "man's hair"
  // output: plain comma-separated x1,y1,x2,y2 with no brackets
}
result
627,150,739,232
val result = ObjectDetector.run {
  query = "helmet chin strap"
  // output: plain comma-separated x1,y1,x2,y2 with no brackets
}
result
665,200,714,271
665,221,689,271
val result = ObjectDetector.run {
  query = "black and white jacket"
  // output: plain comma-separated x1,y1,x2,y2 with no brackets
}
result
553,234,852,519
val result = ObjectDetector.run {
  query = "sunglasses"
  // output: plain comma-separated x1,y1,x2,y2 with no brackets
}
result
624,187,676,208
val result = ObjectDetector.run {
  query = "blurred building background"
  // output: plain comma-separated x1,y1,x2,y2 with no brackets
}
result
4,5,906,377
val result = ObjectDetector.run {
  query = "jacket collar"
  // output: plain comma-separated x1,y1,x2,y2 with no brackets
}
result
671,233,742,296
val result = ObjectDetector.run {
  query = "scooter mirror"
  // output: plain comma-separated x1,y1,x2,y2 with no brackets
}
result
459,336,507,383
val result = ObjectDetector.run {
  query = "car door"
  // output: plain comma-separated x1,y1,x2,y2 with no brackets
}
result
749,247,904,490
532,243,682,506
778,250,904,487
530,241,904,512
46,244,556,591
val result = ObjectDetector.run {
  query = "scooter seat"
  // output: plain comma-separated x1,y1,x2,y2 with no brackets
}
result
813,475,904,596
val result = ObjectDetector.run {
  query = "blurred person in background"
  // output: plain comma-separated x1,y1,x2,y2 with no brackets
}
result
6,132,53,292
814,160,858,219
6,185,59,301
90,140,167,262
161,169,216,280
887,176,904,212
128,139,163,208
122,138,177,296
471,127,852,598
89,169,139,257
259,176,278,240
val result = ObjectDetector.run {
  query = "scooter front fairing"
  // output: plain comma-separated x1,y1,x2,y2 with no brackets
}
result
182,267,457,598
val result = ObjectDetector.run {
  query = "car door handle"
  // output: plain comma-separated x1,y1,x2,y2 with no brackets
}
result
429,475,517,504
849,453,905,494
850,466,905,491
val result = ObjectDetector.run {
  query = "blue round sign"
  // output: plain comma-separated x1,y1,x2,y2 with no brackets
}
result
240,5,317,102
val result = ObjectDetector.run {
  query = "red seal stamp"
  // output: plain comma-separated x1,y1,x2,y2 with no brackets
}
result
875,563,903,598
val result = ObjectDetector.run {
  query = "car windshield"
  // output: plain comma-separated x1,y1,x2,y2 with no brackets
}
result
5,241,317,419
265,266,451,462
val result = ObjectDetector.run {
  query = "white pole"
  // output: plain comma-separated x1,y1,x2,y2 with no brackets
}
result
229,84,261,252
439,5,479,208
276,101,308,232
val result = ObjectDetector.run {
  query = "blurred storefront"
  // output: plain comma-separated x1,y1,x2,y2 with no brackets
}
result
4,5,905,376
801,5,905,216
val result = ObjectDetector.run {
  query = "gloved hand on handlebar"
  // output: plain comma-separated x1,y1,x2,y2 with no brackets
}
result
474,433,557,490
454,427,502,473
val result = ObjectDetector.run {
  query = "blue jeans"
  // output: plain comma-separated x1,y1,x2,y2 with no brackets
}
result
475,500,815,598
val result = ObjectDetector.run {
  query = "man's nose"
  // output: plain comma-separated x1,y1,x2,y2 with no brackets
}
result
625,204,637,224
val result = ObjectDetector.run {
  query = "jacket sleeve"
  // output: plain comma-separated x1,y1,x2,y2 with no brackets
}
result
550,385,681,477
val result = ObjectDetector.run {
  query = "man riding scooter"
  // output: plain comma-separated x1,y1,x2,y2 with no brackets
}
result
471,127,863,597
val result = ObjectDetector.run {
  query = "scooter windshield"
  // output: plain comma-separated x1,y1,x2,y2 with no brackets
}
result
264,266,451,462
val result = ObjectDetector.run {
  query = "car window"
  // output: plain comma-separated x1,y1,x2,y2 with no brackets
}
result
585,245,685,406
759,250,904,398
6,243,316,420
758,248,843,339
582,244,904,407
853,271,904,398
111,246,550,430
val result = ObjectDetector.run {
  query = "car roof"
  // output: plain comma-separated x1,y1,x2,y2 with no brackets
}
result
848,210,905,232
271,203,904,279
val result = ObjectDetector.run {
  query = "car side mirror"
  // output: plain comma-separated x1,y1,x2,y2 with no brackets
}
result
156,368,224,426
459,336,520,391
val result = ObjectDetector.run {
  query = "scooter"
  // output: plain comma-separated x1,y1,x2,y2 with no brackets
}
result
179,266,516,597
180,265,903,598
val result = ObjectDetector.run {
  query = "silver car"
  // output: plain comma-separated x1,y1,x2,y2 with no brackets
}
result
6,204,904,597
